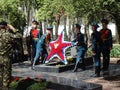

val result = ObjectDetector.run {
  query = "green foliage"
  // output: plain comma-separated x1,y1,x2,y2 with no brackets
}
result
87,48,92,56
110,45,120,57
9,77,48,90
9,81,19,89
27,82,47,90
0,0,26,31
87,45,120,58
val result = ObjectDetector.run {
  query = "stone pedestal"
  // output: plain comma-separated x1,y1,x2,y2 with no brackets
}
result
35,57,93,73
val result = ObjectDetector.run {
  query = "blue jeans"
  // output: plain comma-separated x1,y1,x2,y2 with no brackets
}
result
76,46,86,63
93,51,101,67
32,40,47,67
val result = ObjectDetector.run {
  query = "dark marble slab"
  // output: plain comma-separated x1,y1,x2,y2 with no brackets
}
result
35,57,93,73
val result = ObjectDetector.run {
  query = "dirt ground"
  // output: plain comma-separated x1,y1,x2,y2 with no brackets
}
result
86,75,120,90
85,58,120,90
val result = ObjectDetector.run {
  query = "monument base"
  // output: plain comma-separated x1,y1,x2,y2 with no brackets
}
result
35,57,93,73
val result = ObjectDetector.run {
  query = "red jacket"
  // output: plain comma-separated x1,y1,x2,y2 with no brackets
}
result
30,29,39,38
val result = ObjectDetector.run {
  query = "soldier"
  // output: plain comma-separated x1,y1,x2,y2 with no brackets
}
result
0,21,22,90
72,24,87,72
32,26,52,69
90,23,102,77
100,19,113,76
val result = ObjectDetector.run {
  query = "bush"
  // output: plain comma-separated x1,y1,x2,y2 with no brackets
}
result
27,82,47,90
110,45,120,57
9,77,48,90
87,45,120,58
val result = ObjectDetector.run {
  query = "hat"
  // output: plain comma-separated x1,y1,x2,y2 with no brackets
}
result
47,25,53,30
75,24,81,29
101,19,109,24
32,20,39,25
0,21,7,26
91,22,99,28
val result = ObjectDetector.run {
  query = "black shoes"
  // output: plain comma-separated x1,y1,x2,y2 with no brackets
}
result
90,73,100,77
31,66,35,70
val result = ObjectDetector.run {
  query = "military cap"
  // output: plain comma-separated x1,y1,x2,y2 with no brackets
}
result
101,19,109,24
0,21,7,26
32,20,39,25
47,25,53,31
75,23,81,29
91,22,99,28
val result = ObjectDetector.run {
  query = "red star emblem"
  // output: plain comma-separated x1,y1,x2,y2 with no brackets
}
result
45,31,72,64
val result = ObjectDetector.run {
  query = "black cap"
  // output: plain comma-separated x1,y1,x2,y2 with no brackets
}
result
75,24,81,29
0,21,7,26
47,25,53,30
91,22,99,28
32,20,39,25
101,19,109,24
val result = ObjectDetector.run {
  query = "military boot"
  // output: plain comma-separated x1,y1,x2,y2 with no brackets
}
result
91,66,100,77
72,62,79,72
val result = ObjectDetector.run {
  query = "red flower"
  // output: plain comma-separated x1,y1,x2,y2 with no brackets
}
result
15,77,19,81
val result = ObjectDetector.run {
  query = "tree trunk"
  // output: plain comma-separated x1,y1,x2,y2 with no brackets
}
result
113,15,120,44
63,15,67,40
84,19,90,45
55,19,60,39
68,16,72,41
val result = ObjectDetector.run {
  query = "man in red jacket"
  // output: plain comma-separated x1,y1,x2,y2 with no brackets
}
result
30,20,40,63
99,19,113,76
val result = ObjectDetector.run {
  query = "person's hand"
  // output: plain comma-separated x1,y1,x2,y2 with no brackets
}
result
74,42,78,46
7,24,16,32
92,50,96,55
88,44,92,48
71,42,75,46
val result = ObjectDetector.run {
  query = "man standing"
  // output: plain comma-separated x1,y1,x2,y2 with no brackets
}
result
100,19,113,75
0,21,22,89
30,20,41,63
90,23,102,77
32,26,52,69
72,24,87,72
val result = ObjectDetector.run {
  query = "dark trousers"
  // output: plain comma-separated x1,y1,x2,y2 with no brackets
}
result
31,39,38,62
101,49,110,70
93,51,101,75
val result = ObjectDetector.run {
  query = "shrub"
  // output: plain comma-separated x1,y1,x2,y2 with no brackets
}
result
9,77,48,90
87,45,120,58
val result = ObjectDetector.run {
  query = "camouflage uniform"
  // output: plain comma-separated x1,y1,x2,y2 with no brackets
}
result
0,29,21,89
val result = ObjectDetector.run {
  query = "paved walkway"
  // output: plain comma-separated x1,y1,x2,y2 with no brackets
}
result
12,58,120,90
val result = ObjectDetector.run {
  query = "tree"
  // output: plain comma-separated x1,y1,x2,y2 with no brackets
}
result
0,0,26,32
99,0,120,43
